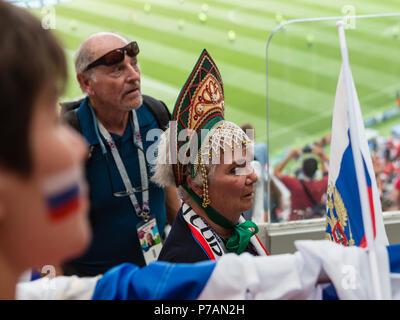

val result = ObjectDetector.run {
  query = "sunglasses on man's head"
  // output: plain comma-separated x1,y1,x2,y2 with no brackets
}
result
84,41,140,72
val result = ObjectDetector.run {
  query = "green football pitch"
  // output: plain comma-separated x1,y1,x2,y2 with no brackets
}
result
30,0,400,156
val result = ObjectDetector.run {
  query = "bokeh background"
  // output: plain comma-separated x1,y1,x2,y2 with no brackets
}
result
21,0,400,157
12,0,400,220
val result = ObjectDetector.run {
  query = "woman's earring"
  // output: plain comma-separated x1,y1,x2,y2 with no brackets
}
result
200,164,210,208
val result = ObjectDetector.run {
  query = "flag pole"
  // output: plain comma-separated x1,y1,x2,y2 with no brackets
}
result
336,21,382,300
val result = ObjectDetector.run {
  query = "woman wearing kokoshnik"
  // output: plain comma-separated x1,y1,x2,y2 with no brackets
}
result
153,49,268,263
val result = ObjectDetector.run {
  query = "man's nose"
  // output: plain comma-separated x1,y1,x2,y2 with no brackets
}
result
125,62,140,82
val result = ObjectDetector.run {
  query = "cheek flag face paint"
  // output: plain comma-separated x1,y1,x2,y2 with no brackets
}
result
41,166,86,222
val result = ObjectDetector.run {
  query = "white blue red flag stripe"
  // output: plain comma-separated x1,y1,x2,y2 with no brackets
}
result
41,167,85,221
46,184,82,221
16,240,400,299
325,65,388,247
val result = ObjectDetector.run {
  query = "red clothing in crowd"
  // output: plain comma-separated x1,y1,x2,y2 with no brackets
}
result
280,175,328,220
394,176,400,208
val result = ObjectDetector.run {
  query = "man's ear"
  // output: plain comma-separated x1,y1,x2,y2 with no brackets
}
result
186,175,202,197
76,73,94,96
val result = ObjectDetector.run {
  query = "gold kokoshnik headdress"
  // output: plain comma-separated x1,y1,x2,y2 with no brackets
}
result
170,49,258,254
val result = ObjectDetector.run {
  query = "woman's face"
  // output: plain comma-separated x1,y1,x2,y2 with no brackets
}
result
207,148,257,223
0,85,91,271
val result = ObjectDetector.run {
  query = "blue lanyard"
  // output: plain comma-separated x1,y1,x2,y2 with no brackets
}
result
88,103,150,221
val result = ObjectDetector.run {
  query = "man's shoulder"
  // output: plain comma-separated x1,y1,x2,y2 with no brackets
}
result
61,97,99,146
280,175,303,192
141,95,171,131
60,96,88,132
310,175,328,190
142,94,166,108
281,175,298,184
315,175,329,185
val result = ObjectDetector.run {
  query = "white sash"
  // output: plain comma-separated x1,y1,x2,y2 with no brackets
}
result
181,203,268,260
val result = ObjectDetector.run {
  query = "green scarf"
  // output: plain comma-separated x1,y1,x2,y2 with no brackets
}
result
182,185,259,254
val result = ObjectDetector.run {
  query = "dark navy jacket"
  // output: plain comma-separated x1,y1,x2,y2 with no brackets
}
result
64,98,166,276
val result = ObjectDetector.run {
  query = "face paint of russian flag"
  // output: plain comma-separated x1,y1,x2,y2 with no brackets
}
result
41,166,86,222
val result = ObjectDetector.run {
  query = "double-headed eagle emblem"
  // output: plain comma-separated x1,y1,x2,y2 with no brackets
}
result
325,182,355,246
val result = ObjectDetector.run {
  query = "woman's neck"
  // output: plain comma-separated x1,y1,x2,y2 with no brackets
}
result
185,200,235,241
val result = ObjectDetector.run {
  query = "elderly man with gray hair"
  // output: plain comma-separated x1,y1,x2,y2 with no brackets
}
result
61,32,180,277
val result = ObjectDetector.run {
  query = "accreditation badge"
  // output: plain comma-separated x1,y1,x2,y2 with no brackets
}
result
137,215,163,265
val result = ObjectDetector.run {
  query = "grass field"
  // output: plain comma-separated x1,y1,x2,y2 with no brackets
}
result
28,0,400,156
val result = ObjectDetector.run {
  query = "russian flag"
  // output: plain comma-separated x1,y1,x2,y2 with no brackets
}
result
325,49,388,248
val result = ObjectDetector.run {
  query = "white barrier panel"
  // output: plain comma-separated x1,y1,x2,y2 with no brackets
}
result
257,211,400,254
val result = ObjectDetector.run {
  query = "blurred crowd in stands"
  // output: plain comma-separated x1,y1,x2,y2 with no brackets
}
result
372,135,400,212
243,122,400,224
